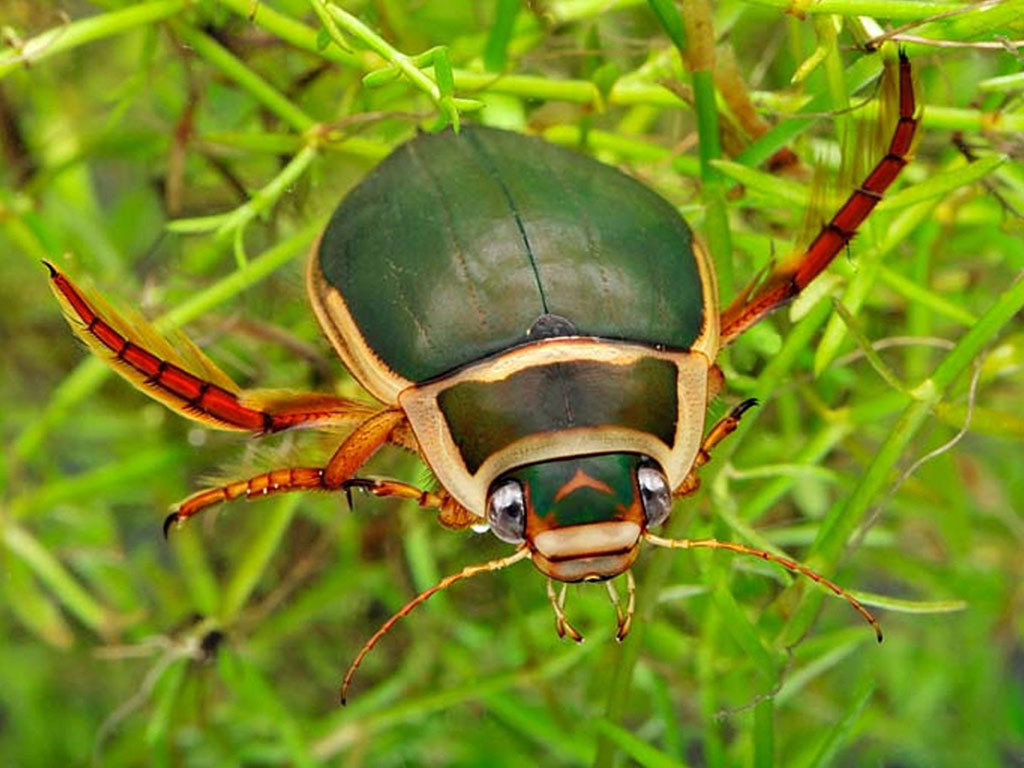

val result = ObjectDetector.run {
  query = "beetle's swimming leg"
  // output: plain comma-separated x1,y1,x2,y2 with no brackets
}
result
165,408,406,533
605,570,636,641
674,398,758,497
644,532,883,642
46,262,378,434
546,579,583,642
719,51,917,346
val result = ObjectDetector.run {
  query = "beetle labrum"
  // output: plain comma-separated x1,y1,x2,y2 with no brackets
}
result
48,52,916,702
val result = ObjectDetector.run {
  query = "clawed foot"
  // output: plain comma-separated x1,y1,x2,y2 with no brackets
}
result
162,510,180,539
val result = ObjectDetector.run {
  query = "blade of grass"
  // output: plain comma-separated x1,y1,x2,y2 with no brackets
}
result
847,591,967,613
3,555,74,647
485,692,596,763
754,698,774,768
802,677,874,768
593,719,689,768
2,522,112,635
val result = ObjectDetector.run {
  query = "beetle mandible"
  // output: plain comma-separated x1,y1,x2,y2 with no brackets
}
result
48,52,916,703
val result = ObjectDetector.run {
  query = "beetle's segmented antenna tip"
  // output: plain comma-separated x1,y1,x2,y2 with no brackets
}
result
162,511,180,539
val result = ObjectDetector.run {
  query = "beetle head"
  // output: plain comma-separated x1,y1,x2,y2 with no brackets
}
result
485,453,672,582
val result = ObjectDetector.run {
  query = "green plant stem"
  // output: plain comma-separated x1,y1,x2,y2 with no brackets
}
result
323,3,459,126
692,70,734,299
742,0,963,19
813,199,940,375
219,0,363,67
593,719,688,767
0,0,187,79
200,130,391,161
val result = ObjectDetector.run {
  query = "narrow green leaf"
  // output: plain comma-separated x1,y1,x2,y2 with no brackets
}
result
593,719,689,768
3,523,111,634
645,0,687,52
803,677,874,768
847,591,967,614
710,159,808,207
754,698,774,768
362,66,401,87
878,156,1007,212
144,658,189,746
711,581,780,683
3,556,74,648
483,0,519,72
485,693,595,762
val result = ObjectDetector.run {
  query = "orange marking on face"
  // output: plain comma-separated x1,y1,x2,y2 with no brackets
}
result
553,469,615,504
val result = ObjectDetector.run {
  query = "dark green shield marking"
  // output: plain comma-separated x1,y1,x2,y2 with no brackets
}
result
436,357,678,474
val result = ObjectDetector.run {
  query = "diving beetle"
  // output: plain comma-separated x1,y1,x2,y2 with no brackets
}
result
48,52,916,702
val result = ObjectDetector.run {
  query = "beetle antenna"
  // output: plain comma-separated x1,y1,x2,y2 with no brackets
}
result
643,532,882,642
340,546,531,705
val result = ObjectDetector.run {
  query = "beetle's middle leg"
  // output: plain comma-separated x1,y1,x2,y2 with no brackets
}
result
165,408,406,534
674,398,758,498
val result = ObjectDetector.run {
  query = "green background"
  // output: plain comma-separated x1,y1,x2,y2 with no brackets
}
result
1,1,1023,766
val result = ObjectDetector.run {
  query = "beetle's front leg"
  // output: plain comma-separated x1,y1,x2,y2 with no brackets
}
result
674,398,758,498
340,477,480,530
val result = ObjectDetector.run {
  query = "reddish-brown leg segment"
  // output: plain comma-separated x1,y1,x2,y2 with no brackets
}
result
674,398,758,497
720,52,917,346
340,477,480,530
46,262,377,433
166,408,406,533
644,532,882,641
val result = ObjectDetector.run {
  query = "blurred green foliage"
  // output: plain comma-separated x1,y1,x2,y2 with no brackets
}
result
1,1,1023,766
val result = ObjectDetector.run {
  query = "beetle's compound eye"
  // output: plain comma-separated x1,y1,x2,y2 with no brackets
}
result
487,480,527,544
638,465,671,528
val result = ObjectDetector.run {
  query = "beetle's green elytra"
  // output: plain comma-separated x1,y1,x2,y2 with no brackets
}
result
311,126,712,397
48,52,915,702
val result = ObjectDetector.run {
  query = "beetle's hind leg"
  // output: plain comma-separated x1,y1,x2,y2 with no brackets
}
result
719,52,917,346
45,262,378,434
674,398,758,497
